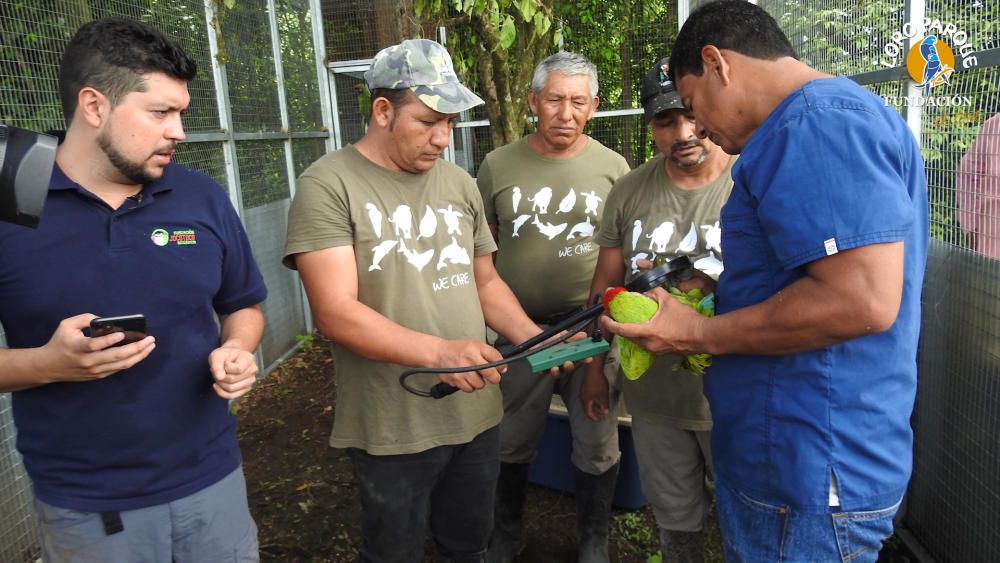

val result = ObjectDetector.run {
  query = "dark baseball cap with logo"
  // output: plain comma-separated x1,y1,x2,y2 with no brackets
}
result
640,57,684,123
364,38,484,114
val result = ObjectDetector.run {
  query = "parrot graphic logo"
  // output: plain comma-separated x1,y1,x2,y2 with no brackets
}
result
907,35,955,96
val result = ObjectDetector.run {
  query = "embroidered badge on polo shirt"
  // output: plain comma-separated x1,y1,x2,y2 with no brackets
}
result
150,228,198,246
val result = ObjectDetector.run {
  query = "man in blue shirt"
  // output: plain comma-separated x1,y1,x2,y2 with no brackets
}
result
602,2,928,561
0,18,267,562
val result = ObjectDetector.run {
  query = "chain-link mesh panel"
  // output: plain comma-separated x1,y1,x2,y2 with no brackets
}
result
450,125,490,176
278,0,324,132
291,137,328,177
907,66,1000,563
0,369,38,563
146,0,221,133
174,141,229,189
0,1,219,133
0,1,78,131
915,240,1000,563
922,68,999,249
237,140,290,209
332,72,368,146
243,201,306,368
219,0,283,132
559,2,677,112
322,0,380,61
587,112,651,169
925,0,998,58
756,0,906,76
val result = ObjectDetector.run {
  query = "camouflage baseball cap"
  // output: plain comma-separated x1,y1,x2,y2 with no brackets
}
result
364,38,484,114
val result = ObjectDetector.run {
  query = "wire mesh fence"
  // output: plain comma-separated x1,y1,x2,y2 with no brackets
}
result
0,0,328,557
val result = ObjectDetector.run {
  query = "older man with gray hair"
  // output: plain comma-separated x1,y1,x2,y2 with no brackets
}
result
477,51,630,563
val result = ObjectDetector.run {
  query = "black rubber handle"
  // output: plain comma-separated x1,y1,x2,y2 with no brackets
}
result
429,381,460,398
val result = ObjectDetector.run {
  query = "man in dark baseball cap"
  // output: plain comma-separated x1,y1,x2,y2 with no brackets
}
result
285,38,566,561
640,57,684,123
580,55,735,562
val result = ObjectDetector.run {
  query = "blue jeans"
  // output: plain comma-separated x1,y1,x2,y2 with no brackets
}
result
715,476,900,562
348,425,500,563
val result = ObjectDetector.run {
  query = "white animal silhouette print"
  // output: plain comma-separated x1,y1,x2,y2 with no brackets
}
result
646,221,676,253
631,219,643,251
694,251,724,278
566,216,595,240
528,187,553,214
397,240,434,272
676,222,699,253
511,187,522,214
532,215,567,240
556,188,577,214
702,221,721,254
388,205,414,239
437,237,471,270
582,191,603,215
366,203,384,239
630,252,650,273
511,214,531,237
369,240,398,271
417,205,438,240
437,204,465,235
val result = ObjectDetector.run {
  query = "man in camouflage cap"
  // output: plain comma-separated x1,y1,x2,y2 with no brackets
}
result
284,38,574,562
365,38,484,113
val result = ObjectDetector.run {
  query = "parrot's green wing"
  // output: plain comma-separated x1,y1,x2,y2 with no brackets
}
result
616,336,657,380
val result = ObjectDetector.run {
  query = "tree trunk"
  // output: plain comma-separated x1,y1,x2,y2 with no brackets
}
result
56,0,92,31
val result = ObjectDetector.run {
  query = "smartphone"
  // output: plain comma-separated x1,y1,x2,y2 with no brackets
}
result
89,314,147,346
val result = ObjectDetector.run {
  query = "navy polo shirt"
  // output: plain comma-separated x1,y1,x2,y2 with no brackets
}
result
0,162,267,512
705,77,928,512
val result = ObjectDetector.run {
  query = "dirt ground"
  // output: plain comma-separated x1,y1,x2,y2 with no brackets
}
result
235,335,916,563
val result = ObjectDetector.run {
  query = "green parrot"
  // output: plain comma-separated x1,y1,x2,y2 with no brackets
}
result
354,83,371,131
602,288,658,380
602,286,716,379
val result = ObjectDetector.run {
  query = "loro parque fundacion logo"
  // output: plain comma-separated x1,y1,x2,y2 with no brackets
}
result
879,18,980,107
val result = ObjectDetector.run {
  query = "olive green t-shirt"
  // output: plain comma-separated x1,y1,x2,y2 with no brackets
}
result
478,137,630,320
597,153,736,430
282,145,501,455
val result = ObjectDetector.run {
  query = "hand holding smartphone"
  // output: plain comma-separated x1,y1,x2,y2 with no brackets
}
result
89,314,147,346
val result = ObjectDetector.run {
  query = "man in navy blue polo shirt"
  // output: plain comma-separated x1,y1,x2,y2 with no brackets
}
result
0,18,266,562
603,2,928,561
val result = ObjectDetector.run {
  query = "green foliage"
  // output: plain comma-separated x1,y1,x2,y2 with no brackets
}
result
295,333,315,351
412,0,559,148
612,511,659,559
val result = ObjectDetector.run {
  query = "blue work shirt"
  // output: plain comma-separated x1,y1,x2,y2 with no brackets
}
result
0,162,267,512
705,76,928,512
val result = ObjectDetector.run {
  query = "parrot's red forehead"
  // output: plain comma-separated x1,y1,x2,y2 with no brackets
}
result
602,287,627,310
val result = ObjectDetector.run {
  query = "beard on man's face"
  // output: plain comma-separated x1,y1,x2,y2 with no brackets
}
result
97,129,168,185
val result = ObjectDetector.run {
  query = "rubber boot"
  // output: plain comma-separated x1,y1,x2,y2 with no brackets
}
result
486,462,530,563
575,462,620,563
659,528,705,563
